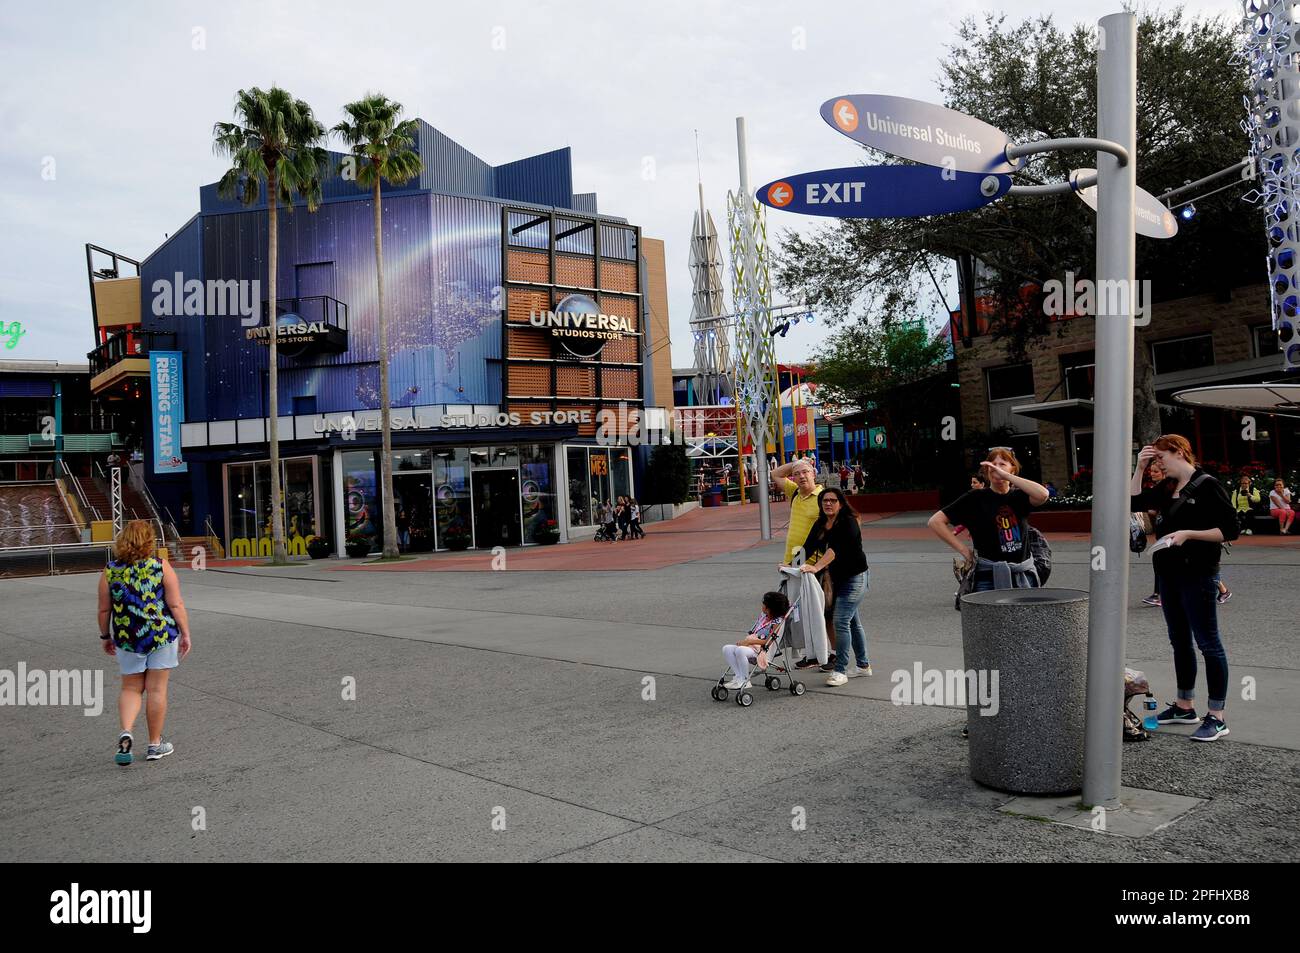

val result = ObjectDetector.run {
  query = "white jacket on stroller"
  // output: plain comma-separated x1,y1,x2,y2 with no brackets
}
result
778,565,830,664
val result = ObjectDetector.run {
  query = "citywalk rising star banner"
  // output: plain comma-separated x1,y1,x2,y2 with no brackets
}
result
149,351,187,474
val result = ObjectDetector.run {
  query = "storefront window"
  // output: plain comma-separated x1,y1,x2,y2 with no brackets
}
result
588,448,612,516
567,447,591,526
227,463,256,548
520,444,555,544
611,449,632,503
342,450,380,553
283,458,317,552
433,448,472,549
225,456,319,557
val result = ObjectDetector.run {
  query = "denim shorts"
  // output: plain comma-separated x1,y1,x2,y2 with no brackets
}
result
116,639,179,676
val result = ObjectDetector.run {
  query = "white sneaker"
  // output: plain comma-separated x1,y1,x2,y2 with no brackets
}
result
848,664,873,677
723,677,749,690
825,672,848,687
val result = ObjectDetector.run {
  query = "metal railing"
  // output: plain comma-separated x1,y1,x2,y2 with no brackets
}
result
59,458,102,521
203,515,225,559
87,330,178,379
0,540,115,579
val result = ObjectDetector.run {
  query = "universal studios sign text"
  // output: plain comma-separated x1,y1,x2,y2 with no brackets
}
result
528,308,632,340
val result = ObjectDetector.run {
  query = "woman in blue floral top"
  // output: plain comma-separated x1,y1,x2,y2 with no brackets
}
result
96,520,192,766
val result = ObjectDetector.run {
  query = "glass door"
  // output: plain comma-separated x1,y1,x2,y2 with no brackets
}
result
471,469,522,548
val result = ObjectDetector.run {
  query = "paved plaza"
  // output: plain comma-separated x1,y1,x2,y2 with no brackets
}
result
1,506,1296,862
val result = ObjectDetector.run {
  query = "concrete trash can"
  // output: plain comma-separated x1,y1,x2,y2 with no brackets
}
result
959,588,1088,795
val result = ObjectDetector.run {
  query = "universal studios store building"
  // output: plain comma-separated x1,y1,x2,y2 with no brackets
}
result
131,123,669,557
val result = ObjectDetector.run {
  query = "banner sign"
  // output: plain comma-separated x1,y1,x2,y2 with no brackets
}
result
819,94,1021,175
150,351,187,474
757,166,1012,218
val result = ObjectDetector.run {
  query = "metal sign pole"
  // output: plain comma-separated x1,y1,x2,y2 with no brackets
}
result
1082,10,1137,810
737,117,772,539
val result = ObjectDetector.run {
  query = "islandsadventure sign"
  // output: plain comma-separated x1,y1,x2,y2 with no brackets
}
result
820,94,1022,175
529,293,631,358
1071,168,1179,239
757,166,1012,218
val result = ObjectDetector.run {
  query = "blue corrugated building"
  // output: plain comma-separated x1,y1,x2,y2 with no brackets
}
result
85,121,672,556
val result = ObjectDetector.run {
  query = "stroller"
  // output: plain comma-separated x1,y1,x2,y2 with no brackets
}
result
710,590,808,708
594,522,618,542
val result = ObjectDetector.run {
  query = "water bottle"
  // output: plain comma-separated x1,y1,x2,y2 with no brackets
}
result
1142,695,1159,731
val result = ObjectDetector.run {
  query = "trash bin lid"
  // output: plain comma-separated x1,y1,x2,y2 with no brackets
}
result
961,587,1088,607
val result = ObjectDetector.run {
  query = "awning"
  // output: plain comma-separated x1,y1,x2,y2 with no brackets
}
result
1008,398,1095,427
1172,382,1300,419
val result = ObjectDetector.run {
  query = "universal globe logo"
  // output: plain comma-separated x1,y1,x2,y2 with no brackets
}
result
528,293,631,358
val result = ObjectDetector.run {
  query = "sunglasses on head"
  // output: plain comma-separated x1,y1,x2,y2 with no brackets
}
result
988,446,1012,452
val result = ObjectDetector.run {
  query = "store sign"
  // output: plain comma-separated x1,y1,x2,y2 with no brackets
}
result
149,351,187,474
313,407,592,436
245,313,347,357
819,94,1021,175
529,293,630,359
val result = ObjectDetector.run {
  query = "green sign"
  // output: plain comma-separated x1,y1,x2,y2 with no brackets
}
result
869,427,887,449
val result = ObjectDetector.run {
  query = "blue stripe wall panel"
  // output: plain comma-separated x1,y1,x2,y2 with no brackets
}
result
495,149,574,210
418,124,496,197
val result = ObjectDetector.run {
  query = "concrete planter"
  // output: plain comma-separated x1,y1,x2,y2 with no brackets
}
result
960,587,1089,795
1032,509,1092,533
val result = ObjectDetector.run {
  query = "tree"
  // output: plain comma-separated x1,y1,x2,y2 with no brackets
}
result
808,321,952,481
213,87,327,564
776,9,1261,444
334,94,424,560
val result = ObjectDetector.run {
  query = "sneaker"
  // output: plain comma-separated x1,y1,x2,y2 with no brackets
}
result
848,664,873,677
1155,703,1198,725
1242,528,1253,535
146,741,174,761
1189,714,1229,742
1141,594,1161,607
114,732,133,767
960,726,969,740
1216,590,1232,605
819,654,838,673
794,657,820,670
825,672,848,687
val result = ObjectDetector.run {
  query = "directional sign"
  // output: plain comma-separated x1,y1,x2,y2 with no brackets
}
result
820,94,1022,175
756,166,1012,218
1071,168,1179,239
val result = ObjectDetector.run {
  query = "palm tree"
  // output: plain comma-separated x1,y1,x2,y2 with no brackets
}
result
334,94,424,559
213,87,327,564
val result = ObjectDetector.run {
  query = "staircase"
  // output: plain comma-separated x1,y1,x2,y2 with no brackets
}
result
0,484,80,548
86,474,153,523
178,536,223,563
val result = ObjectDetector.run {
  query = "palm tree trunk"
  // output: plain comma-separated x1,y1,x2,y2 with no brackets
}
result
1133,342,1162,447
267,171,287,564
376,178,398,559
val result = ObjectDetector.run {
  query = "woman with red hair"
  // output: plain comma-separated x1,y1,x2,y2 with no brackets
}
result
1130,435,1238,742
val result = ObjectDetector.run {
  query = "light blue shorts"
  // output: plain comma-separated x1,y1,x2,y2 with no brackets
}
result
117,639,179,676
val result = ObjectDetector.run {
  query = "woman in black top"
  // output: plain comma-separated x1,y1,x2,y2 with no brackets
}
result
1130,434,1238,743
928,448,1050,591
799,487,870,687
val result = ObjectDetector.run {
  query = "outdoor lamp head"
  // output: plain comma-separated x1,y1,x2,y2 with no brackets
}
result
1180,202,1196,221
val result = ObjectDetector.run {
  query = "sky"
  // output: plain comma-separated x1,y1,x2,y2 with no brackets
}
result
0,0,1235,371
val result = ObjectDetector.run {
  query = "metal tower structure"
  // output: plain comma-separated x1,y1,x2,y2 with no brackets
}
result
1241,0,1300,371
688,185,732,405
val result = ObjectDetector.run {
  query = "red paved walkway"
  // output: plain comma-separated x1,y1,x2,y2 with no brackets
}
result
204,503,1296,571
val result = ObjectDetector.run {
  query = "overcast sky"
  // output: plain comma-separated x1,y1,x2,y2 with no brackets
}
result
1,0,1234,371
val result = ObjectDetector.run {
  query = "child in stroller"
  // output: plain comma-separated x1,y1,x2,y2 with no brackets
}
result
713,590,810,708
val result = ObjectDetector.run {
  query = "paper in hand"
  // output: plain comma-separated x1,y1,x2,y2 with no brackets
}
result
1148,534,1176,554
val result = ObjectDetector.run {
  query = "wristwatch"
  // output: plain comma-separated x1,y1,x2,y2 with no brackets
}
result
99,632,111,640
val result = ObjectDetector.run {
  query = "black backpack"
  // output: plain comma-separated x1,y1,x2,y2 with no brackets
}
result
1026,524,1052,585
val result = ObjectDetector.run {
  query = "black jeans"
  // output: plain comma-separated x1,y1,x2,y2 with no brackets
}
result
1157,572,1229,711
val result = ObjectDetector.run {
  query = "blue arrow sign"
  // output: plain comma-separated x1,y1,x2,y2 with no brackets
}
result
820,94,1021,175
756,166,1012,218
